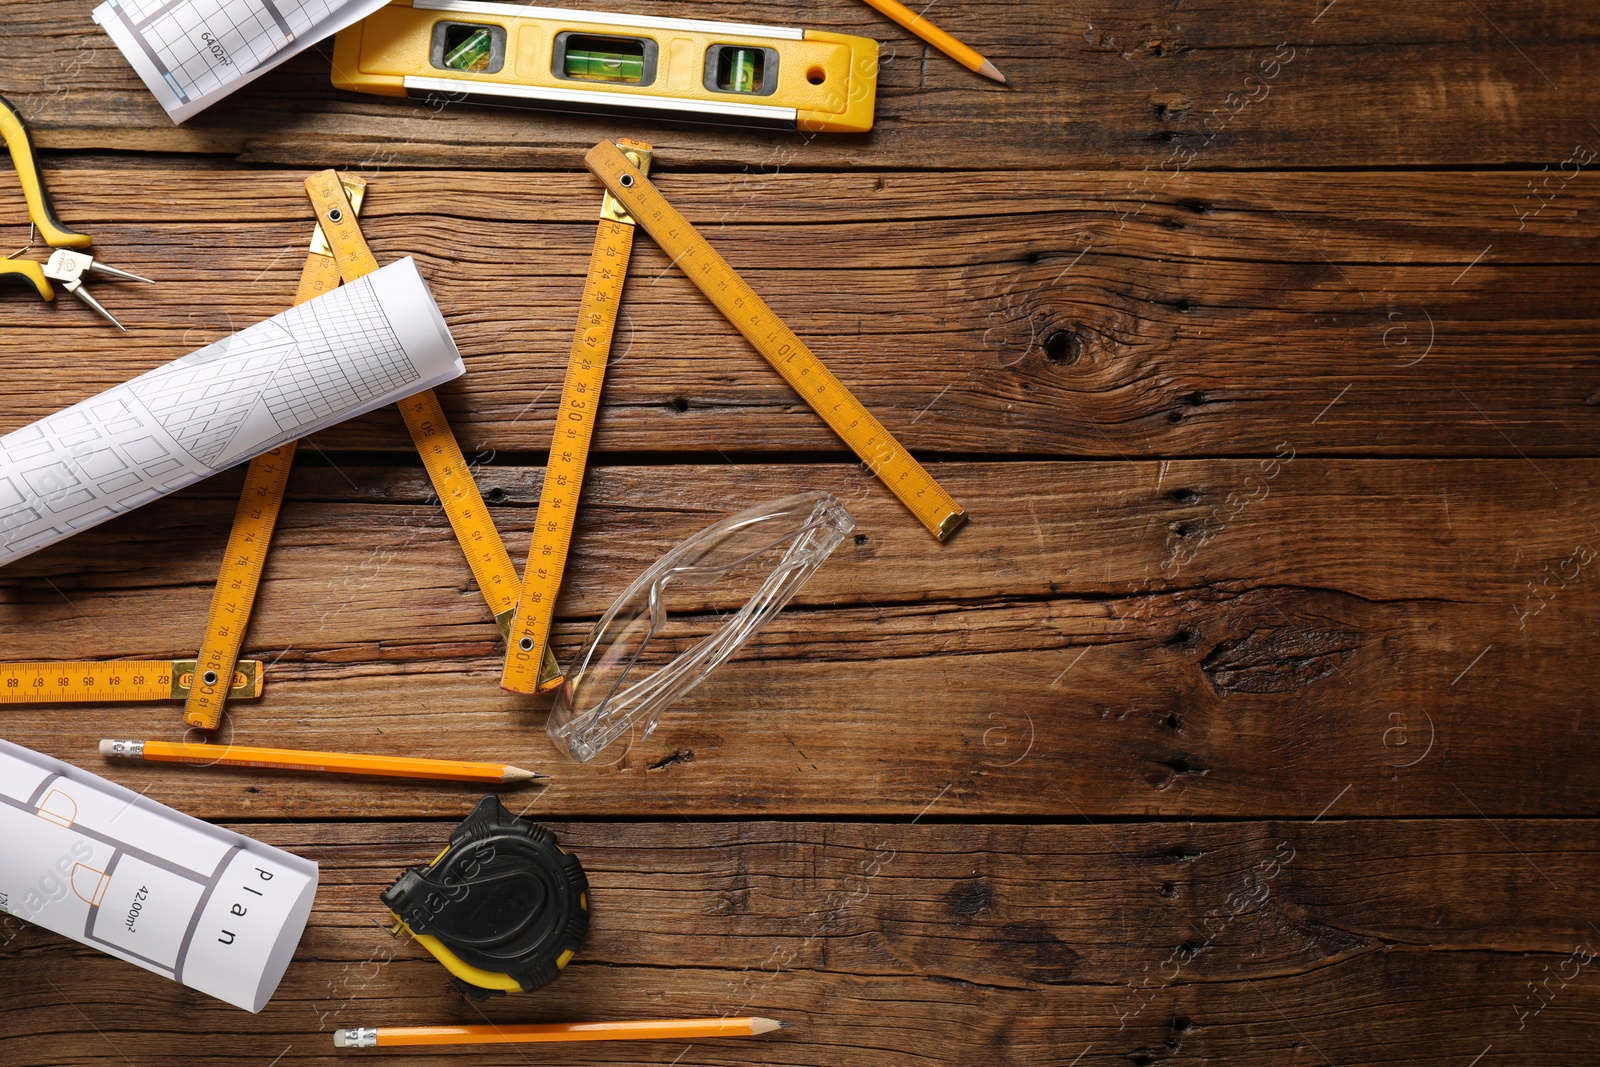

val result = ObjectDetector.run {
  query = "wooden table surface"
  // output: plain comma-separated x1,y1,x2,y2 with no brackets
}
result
3,1,1599,1063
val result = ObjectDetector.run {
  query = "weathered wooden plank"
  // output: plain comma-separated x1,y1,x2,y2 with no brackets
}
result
4,1,1598,169
1,460,1595,818
2,820,1596,1064
1,170,1597,456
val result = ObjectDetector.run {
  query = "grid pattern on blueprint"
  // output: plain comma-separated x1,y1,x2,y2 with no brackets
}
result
108,0,342,101
263,277,418,437
131,337,291,468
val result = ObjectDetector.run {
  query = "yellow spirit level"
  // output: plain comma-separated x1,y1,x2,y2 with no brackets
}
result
332,1,879,133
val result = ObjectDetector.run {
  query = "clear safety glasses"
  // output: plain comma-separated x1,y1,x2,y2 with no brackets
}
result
547,492,855,762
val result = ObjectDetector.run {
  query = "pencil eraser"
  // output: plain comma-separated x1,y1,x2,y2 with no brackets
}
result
98,739,115,757
332,1030,351,1048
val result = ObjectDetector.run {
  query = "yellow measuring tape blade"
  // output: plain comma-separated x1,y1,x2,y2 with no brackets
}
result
584,139,967,541
183,175,371,731
1,660,263,705
502,140,652,695
184,442,296,728
306,172,562,688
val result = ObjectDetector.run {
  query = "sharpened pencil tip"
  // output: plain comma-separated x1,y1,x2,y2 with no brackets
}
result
977,59,1009,85
750,1018,787,1034
502,765,545,782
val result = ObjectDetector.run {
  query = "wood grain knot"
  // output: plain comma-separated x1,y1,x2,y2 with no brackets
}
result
1148,91,1193,121
995,920,1080,984
1201,623,1361,694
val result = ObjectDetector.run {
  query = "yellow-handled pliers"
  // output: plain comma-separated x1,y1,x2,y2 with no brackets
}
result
1,94,151,330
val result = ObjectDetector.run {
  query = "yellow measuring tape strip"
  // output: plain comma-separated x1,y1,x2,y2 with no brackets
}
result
583,139,967,541
302,173,562,684
188,172,560,730
501,139,652,695
182,176,371,730
11,183,366,721
0,660,263,705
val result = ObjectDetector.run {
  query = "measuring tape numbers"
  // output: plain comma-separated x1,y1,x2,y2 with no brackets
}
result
501,140,652,695
303,172,561,687
182,175,372,731
583,139,967,541
0,659,263,705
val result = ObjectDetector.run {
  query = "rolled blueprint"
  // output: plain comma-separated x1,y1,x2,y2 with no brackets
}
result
0,738,318,1012
0,257,463,566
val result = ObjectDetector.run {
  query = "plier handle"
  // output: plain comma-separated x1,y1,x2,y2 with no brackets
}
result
1,94,149,327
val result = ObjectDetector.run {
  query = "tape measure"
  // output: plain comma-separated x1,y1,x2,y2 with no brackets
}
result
584,139,968,542
0,660,262,704
185,172,558,731
333,1,879,134
500,139,652,695
383,795,589,998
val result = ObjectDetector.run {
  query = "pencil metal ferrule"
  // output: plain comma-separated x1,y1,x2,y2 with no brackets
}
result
102,739,143,758
334,1027,378,1048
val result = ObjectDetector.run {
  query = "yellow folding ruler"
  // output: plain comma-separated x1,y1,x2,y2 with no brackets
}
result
501,139,652,694
0,176,364,711
0,660,262,705
583,138,966,541
185,172,558,730
501,139,967,692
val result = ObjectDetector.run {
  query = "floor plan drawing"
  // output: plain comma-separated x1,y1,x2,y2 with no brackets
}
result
94,0,391,122
0,739,318,1012
0,257,463,567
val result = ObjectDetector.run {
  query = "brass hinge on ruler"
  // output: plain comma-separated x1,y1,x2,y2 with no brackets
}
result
0,659,263,705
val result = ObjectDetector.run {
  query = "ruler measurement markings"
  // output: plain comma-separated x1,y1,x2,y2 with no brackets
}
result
501,141,650,694
584,140,964,541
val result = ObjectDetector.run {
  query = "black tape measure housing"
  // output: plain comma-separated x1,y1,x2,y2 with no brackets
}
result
383,796,589,997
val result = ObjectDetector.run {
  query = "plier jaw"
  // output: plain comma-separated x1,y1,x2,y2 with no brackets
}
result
42,249,153,331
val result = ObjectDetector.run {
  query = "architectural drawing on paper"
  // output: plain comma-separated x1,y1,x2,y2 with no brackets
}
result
0,258,462,565
94,0,391,122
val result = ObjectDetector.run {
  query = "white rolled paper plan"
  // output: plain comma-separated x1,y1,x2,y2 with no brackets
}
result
0,738,318,1012
0,257,463,566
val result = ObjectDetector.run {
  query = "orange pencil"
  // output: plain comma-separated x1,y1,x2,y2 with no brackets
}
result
856,0,1009,84
333,1017,788,1048
99,739,543,784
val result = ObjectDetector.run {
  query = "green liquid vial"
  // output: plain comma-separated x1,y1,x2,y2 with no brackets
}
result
443,27,493,72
